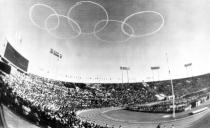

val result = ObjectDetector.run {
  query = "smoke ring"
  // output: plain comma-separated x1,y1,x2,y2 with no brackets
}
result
29,4,59,30
94,19,135,43
45,14,81,39
122,11,165,38
67,1,109,35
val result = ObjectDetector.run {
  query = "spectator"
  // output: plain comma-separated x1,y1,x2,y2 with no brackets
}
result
170,124,175,128
156,123,161,128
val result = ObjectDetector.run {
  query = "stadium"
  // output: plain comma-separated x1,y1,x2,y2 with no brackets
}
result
1,0,210,128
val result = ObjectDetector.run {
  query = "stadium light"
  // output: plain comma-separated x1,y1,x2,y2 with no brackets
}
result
120,66,130,83
121,67,123,84
184,63,193,86
49,48,63,78
165,53,175,118
151,66,160,81
184,63,193,77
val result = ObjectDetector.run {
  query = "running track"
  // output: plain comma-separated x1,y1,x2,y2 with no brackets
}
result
1,104,210,128
78,107,210,128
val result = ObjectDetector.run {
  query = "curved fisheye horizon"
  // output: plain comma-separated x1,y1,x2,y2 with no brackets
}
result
1,1,210,128
0,0,210,83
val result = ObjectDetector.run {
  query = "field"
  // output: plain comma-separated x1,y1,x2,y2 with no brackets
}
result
78,101,210,128
1,102,210,128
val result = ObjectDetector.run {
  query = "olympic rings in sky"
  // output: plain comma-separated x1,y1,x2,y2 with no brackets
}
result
67,1,109,35
122,11,165,38
29,4,59,30
94,20,134,43
45,14,81,39
29,2,165,42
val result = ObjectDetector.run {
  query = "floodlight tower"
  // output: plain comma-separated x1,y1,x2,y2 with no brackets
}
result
151,66,160,82
184,63,192,77
120,67,124,84
151,68,154,82
120,66,130,84
49,48,62,78
185,63,193,77
184,63,193,85
126,67,130,83
165,53,175,118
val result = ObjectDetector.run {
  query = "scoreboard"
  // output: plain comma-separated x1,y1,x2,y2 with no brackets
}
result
4,42,29,72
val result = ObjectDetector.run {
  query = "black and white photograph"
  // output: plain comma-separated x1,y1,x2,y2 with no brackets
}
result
0,0,210,128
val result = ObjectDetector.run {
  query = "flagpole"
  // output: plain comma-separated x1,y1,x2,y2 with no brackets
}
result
165,53,175,118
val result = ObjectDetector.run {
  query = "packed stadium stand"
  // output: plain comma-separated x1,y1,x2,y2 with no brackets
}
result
0,58,210,128
1,0,210,127
0,42,210,128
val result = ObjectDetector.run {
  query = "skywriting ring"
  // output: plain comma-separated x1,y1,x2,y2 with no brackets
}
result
29,2,165,41
67,1,109,35
122,11,165,38
45,14,81,39
94,19,135,43
29,4,59,30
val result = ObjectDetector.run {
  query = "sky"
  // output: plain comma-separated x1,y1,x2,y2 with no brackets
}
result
0,0,210,83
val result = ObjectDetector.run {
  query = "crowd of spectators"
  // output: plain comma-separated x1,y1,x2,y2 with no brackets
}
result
0,71,115,128
0,67,210,128
126,100,189,113
125,75,210,113
148,74,210,98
